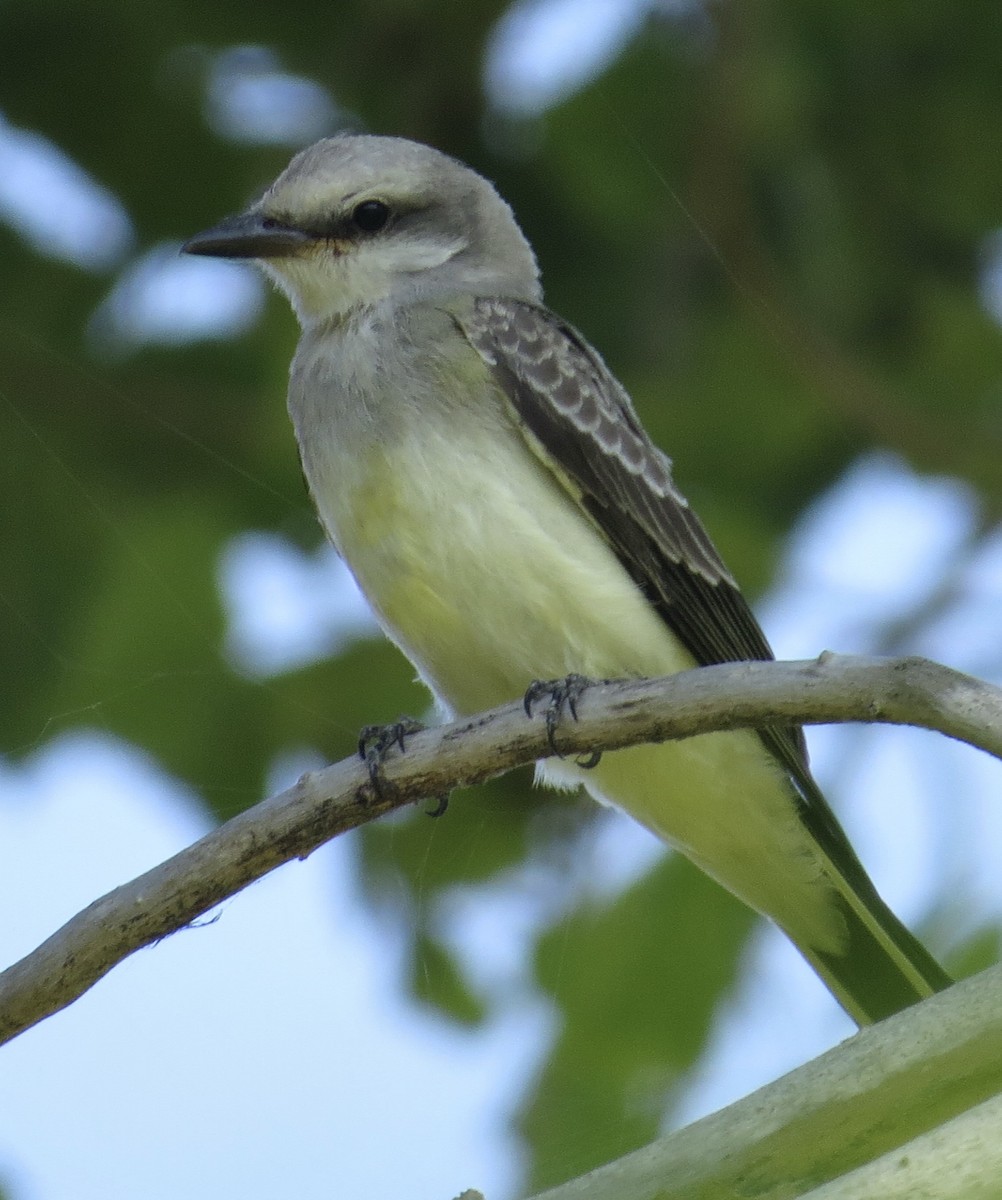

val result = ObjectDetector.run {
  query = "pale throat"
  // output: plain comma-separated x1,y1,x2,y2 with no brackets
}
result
263,234,471,325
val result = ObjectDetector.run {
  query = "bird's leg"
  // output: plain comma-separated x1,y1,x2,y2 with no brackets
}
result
523,674,603,768
357,717,450,816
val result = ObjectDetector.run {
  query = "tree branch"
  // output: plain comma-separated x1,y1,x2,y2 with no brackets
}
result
524,960,1002,1200
2,653,1001,1046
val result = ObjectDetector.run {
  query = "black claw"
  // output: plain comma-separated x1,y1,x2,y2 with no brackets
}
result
357,723,378,762
357,716,426,798
564,673,591,720
425,793,450,818
358,716,425,761
522,674,599,759
575,750,603,770
523,679,550,719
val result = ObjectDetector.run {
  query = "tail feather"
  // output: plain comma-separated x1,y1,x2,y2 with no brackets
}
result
793,879,951,1026
779,758,952,1025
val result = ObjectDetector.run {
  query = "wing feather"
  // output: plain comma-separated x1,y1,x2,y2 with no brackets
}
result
457,296,858,855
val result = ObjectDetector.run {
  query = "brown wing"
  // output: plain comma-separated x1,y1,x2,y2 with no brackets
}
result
457,296,849,845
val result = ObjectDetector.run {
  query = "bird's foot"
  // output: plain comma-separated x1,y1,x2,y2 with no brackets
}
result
357,717,450,815
358,716,425,779
523,674,603,768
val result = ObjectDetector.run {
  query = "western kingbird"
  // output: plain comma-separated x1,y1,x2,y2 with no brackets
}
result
185,134,950,1024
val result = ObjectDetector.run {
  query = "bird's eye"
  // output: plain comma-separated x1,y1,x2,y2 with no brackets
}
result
351,200,390,233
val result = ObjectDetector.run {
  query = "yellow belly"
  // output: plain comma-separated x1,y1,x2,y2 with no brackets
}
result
305,399,842,953
325,415,692,711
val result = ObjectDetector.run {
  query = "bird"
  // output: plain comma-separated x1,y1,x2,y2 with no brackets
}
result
184,133,951,1025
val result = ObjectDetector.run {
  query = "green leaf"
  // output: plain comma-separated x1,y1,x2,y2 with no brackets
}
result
520,853,756,1191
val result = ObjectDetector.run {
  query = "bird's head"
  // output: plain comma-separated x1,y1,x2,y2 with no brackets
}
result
183,134,542,326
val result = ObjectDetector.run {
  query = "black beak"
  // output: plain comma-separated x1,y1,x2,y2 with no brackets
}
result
182,212,311,259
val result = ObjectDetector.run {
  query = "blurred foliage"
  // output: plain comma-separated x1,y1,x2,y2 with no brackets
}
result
523,854,755,1190
2,0,1002,1190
